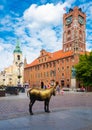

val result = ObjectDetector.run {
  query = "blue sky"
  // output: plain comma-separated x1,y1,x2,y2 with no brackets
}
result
0,0,92,71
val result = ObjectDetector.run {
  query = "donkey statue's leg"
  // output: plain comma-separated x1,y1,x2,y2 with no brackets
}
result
46,99,50,112
44,100,47,112
44,99,50,113
29,99,35,115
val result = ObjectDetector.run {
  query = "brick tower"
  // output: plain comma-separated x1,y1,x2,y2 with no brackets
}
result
63,7,86,53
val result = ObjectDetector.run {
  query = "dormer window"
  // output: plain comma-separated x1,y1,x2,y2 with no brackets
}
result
40,49,46,56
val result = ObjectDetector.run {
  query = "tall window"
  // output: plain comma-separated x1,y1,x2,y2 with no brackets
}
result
17,55,20,60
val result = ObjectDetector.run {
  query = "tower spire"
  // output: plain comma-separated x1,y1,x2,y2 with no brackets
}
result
13,39,22,54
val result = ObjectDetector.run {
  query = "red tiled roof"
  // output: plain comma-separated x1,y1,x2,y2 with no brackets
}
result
25,49,74,68
52,50,74,60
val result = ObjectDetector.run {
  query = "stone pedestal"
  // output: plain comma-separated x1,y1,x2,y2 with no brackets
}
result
71,78,76,89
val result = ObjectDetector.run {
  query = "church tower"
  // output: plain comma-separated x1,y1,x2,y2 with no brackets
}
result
13,40,23,85
63,7,86,53
13,39,23,65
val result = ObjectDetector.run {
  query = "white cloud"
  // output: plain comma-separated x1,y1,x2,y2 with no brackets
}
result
13,3,67,64
23,3,66,28
86,41,92,51
0,39,14,70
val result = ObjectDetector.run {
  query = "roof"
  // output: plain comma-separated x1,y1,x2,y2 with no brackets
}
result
13,40,22,54
25,50,74,69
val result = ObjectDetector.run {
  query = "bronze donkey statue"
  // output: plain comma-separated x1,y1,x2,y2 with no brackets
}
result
27,86,56,115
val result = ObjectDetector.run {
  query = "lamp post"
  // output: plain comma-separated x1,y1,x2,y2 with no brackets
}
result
2,70,6,86
16,62,23,86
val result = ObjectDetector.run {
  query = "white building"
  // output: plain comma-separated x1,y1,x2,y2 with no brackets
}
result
0,41,24,86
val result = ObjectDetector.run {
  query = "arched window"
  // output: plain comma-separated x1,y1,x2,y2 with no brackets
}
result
17,55,20,60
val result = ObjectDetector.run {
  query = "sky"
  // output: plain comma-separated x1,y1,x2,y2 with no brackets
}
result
0,0,92,71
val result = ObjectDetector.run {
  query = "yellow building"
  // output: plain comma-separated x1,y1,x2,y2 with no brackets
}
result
0,41,24,86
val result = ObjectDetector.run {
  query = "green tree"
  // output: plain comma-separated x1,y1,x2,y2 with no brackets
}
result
75,51,92,88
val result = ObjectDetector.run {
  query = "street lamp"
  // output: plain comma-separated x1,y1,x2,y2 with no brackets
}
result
2,70,6,86
16,62,23,86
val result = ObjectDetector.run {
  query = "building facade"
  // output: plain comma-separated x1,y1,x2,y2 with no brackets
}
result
24,7,86,88
0,41,24,86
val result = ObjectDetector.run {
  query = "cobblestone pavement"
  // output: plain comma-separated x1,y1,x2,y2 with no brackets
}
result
0,91,92,130
0,91,92,120
0,107,92,130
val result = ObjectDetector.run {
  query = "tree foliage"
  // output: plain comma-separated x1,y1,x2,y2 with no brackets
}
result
75,51,92,87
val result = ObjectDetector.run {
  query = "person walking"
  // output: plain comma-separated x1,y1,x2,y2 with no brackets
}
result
41,82,44,89
56,82,61,94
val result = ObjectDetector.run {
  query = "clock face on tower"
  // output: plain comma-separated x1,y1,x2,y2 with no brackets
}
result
66,16,72,25
78,15,84,24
